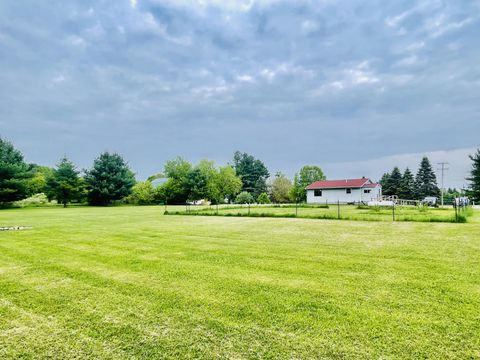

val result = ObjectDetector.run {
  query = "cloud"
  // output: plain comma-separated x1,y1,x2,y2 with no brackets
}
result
0,0,478,181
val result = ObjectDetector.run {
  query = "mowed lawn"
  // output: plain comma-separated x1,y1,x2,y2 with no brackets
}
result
0,207,479,359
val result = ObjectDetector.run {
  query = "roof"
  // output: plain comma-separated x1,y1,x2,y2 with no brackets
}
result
306,178,380,190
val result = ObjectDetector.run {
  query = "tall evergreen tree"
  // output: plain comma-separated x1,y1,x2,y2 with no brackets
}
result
48,157,82,207
385,167,402,196
414,157,440,200
233,151,269,199
85,152,135,206
467,149,480,203
379,172,392,195
0,137,32,205
398,168,415,199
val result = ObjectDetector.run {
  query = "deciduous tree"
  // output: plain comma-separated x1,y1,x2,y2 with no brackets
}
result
270,173,292,203
291,165,325,202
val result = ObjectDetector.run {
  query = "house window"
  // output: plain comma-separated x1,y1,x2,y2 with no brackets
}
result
364,189,371,194
346,188,352,194
314,190,322,197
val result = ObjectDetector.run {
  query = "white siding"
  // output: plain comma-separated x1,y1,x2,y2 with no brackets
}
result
307,186,381,204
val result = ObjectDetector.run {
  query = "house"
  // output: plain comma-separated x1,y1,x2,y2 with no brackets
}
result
306,177,382,204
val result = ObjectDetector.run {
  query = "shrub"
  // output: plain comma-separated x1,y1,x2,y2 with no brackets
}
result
128,181,156,205
14,193,51,208
257,192,271,204
235,191,254,204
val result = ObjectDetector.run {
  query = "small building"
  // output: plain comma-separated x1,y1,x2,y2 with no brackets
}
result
306,178,382,204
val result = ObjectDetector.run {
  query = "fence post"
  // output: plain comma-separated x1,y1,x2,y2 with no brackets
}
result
337,200,340,219
164,198,167,213
392,202,395,222
248,202,250,215
295,199,298,217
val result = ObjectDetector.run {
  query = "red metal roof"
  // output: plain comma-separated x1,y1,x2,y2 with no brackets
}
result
306,178,376,190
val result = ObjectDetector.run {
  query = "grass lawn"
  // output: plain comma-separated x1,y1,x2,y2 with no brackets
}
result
0,206,479,359
168,204,469,223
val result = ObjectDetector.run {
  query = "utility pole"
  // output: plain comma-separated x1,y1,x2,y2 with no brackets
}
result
437,162,449,207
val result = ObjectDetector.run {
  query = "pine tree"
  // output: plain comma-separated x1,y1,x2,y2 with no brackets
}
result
386,167,402,196
233,151,270,199
379,172,391,195
398,168,415,199
85,152,136,206
414,157,440,200
48,157,82,207
467,149,480,203
0,138,32,205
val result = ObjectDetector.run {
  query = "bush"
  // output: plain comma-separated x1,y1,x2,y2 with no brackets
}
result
235,191,254,204
128,181,156,205
257,192,271,204
14,193,52,208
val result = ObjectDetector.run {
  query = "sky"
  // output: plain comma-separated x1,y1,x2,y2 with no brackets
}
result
0,0,479,188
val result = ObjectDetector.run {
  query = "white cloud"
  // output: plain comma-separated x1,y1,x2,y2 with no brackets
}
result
130,0,138,9
347,62,380,85
394,55,422,67
148,0,281,13
429,17,473,38
260,68,276,81
237,74,255,83
301,20,319,34
69,35,87,47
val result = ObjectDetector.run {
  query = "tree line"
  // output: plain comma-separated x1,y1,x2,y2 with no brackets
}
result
0,138,326,207
379,157,442,200
1,137,480,207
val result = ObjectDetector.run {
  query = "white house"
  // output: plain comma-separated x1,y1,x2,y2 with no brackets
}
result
306,178,382,204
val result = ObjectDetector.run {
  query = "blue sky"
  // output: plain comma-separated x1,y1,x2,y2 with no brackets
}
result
1,0,479,188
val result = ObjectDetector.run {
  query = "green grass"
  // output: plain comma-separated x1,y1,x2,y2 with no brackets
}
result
1,206,479,358
168,203,470,223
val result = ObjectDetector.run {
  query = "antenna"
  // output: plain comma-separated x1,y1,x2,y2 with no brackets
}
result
437,162,450,206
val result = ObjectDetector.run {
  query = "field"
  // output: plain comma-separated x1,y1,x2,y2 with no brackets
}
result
0,206,479,359
167,203,470,223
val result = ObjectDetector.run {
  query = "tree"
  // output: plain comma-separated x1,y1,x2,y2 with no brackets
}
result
235,191,254,204
211,165,242,204
161,157,192,204
379,172,391,195
129,181,156,205
414,157,440,200
26,165,54,197
48,157,82,207
85,152,135,206
233,151,269,199
185,167,209,203
398,168,415,199
257,192,271,204
291,165,326,202
0,138,32,205
270,173,293,203
467,149,480,203
385,167,402,196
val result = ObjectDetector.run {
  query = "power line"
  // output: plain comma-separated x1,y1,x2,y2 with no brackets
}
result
437,162,449,206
